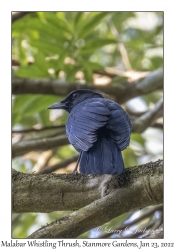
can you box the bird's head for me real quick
[47,89,103,113]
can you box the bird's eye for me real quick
[72,93,78,98]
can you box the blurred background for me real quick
[12,11,163,238]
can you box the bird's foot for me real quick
[73,169,78,175]
[99,175,114,197]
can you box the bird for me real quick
[47,89,132,175]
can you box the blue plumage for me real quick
[47,89,131,175]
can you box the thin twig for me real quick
[152,122,163,129]
[132,98,163,133]
[32,150,54,173]
[12,125,65,133]
[12,134,69,158]
[93,70,118,78]
[38,155,78,174]
[108,18,132,71]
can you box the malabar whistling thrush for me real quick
[47,89,131,175]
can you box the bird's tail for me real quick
[80,136,124,175]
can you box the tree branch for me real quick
[152,122,163,129]
[32,150,54,173]
[132,98,163,133]
[13,160,163,214]
[98,204,163,238]
[12,68,163,104]
[12,134,69,158]
[23,160,163,238]
[12,125,65,133]
[12,12,32,23]
[93,70,118,78]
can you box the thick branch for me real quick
[12,12,31,23]
[12,68,163,104]
[13,160,163,214]
[25,160,163,238]
[132,98,163,133]
[12,134,68,158]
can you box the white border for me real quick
[0,0,174,245]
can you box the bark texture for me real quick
[12,160,163,214]
[26,160,163,238]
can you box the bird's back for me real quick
[66,98,131,174]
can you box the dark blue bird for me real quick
[47,89,131,175]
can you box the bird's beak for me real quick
[47,102,67,110]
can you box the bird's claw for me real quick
[73,170,78,175]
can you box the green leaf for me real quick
[38,110,52,126]
[12,95,59,126]
[142,91,163,105]
[131,133,145,145]
[42,12,73,34]
[80,38,116,54]
[13,95,33,113]
[20,95,58,117]
[12,115,38,128]
[149,56,163,70]
[25,18,69,41]
[87,62,103,71]
[58,145,77,159]
[78,12,110,38]
[15,65,49,78]
[74,12,84,28]
[29,39,64,55]
[34,53,50,72]
[123,147,138,167]
[63,65,81,81]
[111,12,135,32]
[12,214,37,238]
[12,112,21,127]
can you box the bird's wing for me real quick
[105,100,132,150]
[66,100,110,151]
